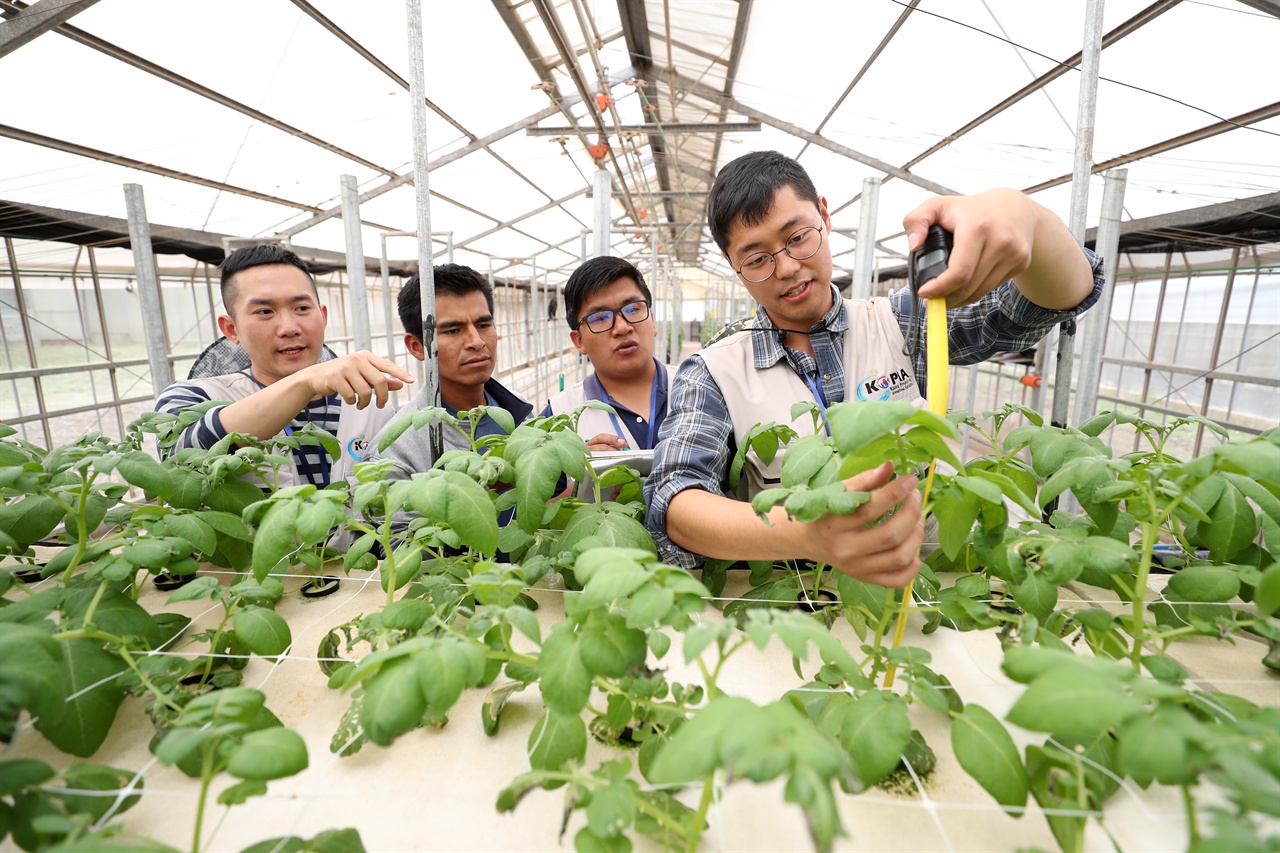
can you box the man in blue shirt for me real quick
[544,256,670,452]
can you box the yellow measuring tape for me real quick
[883,297,948,688]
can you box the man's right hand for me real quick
[297,351,412,409]
[664,461,925,589]
[802,461,924,588]
[585,432,630,453]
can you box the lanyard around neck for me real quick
[801,371,831,436]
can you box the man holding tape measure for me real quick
[645,150,1103,587]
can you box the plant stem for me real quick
[685,772,717,853]
[79,580,109,627]
[1182,784,1199,846]
[1129,520,1158,673]
[867,587,897,676]
[192,749,214,853]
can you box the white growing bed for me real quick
[2,558,1275,853]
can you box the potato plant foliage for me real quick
[0,400,1276,853]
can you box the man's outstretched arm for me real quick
[904,188,1095,311]
[217,351,411,441]
[665,462,924,589]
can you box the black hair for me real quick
[218,244,315,315]
[706,150,821,254]
[562,256,652,329]
[398,263,494,343]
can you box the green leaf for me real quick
[840,690,911,788]
[33,639,127,757]
[527,709,587,773]
[560,509,656,556]
[382,599,431,632]
[417,639,484,712]
[232,607,292,657]
[1007,667,1142,740]
[218,779,269,806]
[1010,573,1057,621]
[576,556,650,609]
[1168,565,1241,603]
[360,657,426,746]
[538,622,591,716]
[163,514,218,557]
[932,489,980,560]
[0,496,65,548]
[64,586,159,643]
[648,697,760,784]
[952,705,1028,808]
[227,728,308,781]
[116,450,174,499]
[53,763,144,820]
[1214,438,1280,487]
[295,500,342,546]
[411,471,499,556]
[1255,563,1280,617]
[251,502,299,583]
[578,613,647,679]
[0,758,55,796]
[1199,480,1260,561]
[162,577,220,607]
[200,510,253,541]
[1116,716,1189,786]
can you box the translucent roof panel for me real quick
[0,0,1274,283]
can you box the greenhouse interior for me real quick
[1,0,1278,851]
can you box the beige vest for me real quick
[547,362,672,446]
[192,372,394,490]
[699,297,924,500]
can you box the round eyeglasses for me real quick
[732,225,825,283]
[577,299,650,334]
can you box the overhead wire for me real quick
[886,0,1280,138]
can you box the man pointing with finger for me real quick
[645,150,1103,587]
[154,244,412,489]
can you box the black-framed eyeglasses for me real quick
[576,299,651,334]
[731,225,824,283]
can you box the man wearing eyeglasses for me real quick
[645,150,1103,588]
[544,256,671,452]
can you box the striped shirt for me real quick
[644,250,1105,567]
[154,372,340,487]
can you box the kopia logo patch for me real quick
[347,437,371,460]
[857,370,914,402]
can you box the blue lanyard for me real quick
[606,375,661,450]
[802,372,831,436]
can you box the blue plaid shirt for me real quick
[644,249,1105,567]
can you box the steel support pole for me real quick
[406,0,439,453]
[1195,247,1241,456]
[1046,0,1104,428]
[593,168,613,258]
[340,175,373,352]
[667,258,679,365]
[852,177,881,301]
[88,248,126,439]
[123,183,173,395]
[3,237,51,448]
[1074,169,1127,427]
[533,258,543,404]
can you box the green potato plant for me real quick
[2,399,1277,853]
